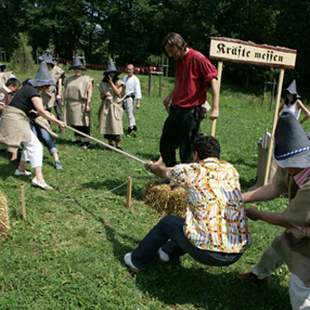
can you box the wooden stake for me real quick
[264,68,285,184]
[126,176,132,209]
[211,61,223,137]
[20,185,26,220]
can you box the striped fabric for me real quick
[169,158,251,253]
[294,167,310,188]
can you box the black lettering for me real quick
[217,43,226,54]
[255,52,261,58]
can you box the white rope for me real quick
[65,125,147,165]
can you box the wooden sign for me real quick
[210,37,297,69]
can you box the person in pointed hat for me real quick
[240,113,310,309]
[32,54,65,169]
[63,56,93,149]
[39,53,65,118]
[98,59,125,149]
[279,80,310,123]
[0,61,65,190]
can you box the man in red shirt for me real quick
[159,33,219,167]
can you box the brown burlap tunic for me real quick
[0,105,31,149]
[98,80,124,135]
[271,168,310,286]
[41,65,64,109]
[64,75,93,126]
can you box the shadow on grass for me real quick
[134,264,289,309]
[102,220,290,310]
[102,220,138,265]
[239,177,257,191]
[0,163,16,180]
[56,136,113,151]
[135,151,159,161]
[81,179,144,200]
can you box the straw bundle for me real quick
[0,191,10,238]
[144,180,187,216]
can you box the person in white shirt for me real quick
[122,64,142,136]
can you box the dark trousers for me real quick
[160,106,201,167]
[131,215,242,270]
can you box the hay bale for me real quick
[144,180,187,216]
[0,191,10,238]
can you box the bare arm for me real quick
[297,100,310,123]
[246,207,292,228]
[145,162,172,179]
[108,77,123,97]
[163,92,173,111]
[209,78,219,120]
[32,96,65,128]
[242,182,282,203]
[85,82,93,112]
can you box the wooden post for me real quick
[211,61,223,137]
[159,72,162,98]
[20,185,26,220]
[263,69,285,184]
[148,73,152,96]
[126,176,132,209]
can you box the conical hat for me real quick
[31,62,54,87]
[285,80,301,99]
[274,113,310,168]
[38,53,54,65]
[70,57,86,70]
[105,59,118,73]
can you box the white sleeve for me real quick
[134,76,142,99]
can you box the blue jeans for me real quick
[131,215,242,270]
[31,123,57,155]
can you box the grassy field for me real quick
[0,66,308,309]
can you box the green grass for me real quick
[1,66,308,309]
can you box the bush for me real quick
[10,33,35,73]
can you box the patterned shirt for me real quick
[168,158,251,253]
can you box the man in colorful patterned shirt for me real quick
[124,135,251,272]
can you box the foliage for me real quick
[9,33,35,73]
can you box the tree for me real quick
[10,33,35,73]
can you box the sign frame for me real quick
[209,37,297,184]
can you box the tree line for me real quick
[1,0,309,91]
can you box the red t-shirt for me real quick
[172,48,217,108]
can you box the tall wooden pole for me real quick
[20,185,26,220]
[126,176,132,209]
[264,69,285,184]
[211,61,223,137]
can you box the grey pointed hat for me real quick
[105,59,119,73]
[38,53,54,65]
[274,112,310,168]
[70,56,86,70]
[285,80,301,99]
[31,61,55,87]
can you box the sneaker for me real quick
[55,160,63,170]
[124,252,140,273]
[126,127,133,135]
[32,177,54,190]
[14,169,32,176]
[158,248,170,262]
